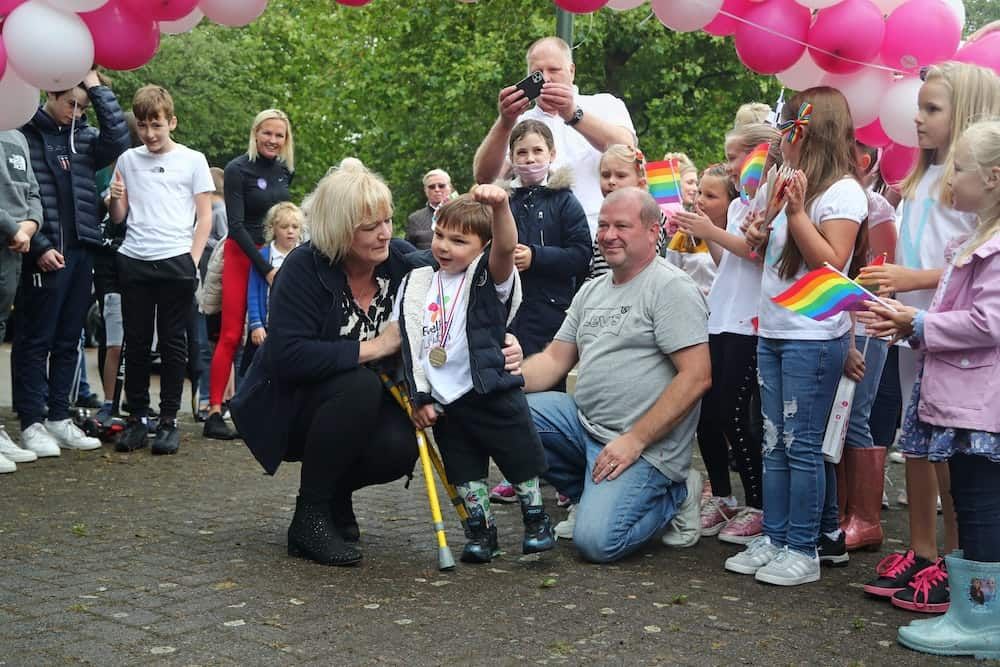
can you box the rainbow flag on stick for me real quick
[739,142,769,204]
[646,159,682,205]
[772,263,883,321]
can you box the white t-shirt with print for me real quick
[707,196,763,336]
[894,164,978,312]
[117,144,214,261]
[758,177,868,340]
[518,88,636,237]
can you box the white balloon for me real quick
[650,0,723,32]
[872,0,905,13]
[821,68,893,127]
[795,0,841,8]
[41,0,108,10]
[606,0,645,9]
[4,1,93,91]
[777,51,826,91]
[878,75,922,147]
[161,8,204,34]
[199,0,268,27]
[0,68,40,131]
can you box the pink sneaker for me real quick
[489,481,518,504]
[700,497,741,536]
[701,478,713,502]
[717,507,763,545]
[556,493,572,508]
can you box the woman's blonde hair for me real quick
[900,62,1000,203]
[247,109,295,172]
[306,158,393,263]
[956,120,1000,264]
[726,122,783,171]
[734,102,772,128]
[263,201,305,243]
[778,86,861,279]
[600,144,646,181]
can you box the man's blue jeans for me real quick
[758,335,848,556]
[528,391,687,564]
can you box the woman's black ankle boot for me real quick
[330,492,360,544]
[287,496,362,566]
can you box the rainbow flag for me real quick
[646,159,682,205]
[772,265,873,321]
[739,142,769,204]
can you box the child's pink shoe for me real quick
[489,481,518,504]
[717,507,763,545]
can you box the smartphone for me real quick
[513,70,544,102]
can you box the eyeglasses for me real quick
[426,183,449,190]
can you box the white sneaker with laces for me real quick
[44,419,101,451]
[21,423,60,458]
[554,504,576,540]
[0,426,37,463]
[0,452,15,473]
[724,535,782,575]
[754,547,821,586]
[888,450,905,464]
[661,468,702,548]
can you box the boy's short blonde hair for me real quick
[263,202,304,243]
[434,194,493,245]
[209,167,225,195]
[132,85,174,121]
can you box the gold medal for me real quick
[428,346,448,368]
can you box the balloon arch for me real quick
[0,0,998,179]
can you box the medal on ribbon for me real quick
[429,272,465,368]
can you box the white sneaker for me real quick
[724,535,782,575]
[754,547,821,586]
[21,423,60,458]
[0,426,37,463]
[888,450,905,464]
[661,468,702,548]
[0,452,15,473]
[44,419,101,451]
[554,504,577,540]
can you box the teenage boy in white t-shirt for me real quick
[108,85,213,455]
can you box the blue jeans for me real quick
[821,336,889,533]
[758,335,848,556]
[528,391,687,564]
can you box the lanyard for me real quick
[436,271,466,349]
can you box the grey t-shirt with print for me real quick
[554,256,709,482]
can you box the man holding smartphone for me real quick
[473,37,636,238]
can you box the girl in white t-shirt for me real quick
[724,88,867,587]
[672,123,781,546]
[856,62,1000,613]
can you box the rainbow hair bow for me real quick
[778,103,812,145]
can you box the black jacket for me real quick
[503,167,590,355]
[232,239,423,474]
[20,86,129,265]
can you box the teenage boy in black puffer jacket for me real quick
[13,69,130,458]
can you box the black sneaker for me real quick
[202,412,236,440]
[115,417,149,452]
[521,506,556,555]
[863,549,933,598]
[75,394,102,409]
[890,557,950,613]
[152,420,180,455]
[818,531,849,567]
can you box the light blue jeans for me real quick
[528,391,687,564]
[820,336,890,534]
[758,335,848,556]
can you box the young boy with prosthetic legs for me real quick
[395,186,555,563]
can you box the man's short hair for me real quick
[132,85,175,121]
[435,193,493,245]
[603,187,661,229]
[422,168,451,187]
[526,36,573,71]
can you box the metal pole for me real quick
[555,7,574,44]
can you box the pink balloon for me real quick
[553,0,608,11]
[121,0,198,21]
[652,0,723,32]
[703,0,753,37]
[335,0,371,4]
[807,0,885,74]
[879,142,918,186]
[954,32,1000,77]
[880,0,960,72]
[855,119,892,147]
[0,0,24,12]
[200,0,268,25]
[80,1,159,71]
[734,0,811,75]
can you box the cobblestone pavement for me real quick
[0,349,980,666]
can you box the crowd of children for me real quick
[3,54,1000,658]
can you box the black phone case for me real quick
[515,71,544,102]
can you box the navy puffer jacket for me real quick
[20,86,130,264]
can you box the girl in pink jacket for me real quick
[867,119,1000,660]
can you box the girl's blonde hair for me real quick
[734,102,772,128]
[662,151,698,176]
[306,158,393,263]
[701,163,738,202]
[247,109,295,172]
[956,119,1000,264]
[778,86,861,279]
[600,144,646,180]
[726,122,783,171]
[900,62,1000,203]
[263,202,304,243]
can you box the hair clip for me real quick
[778,102,812,145]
